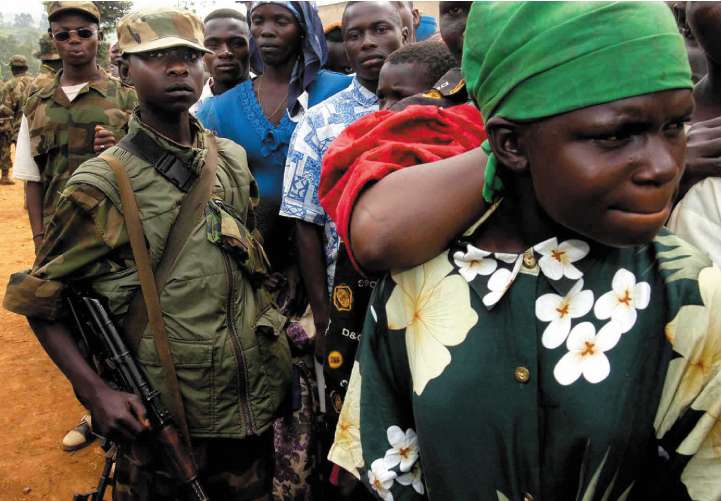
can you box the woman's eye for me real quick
[593,131,631,144]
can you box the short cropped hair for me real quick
[343,1,403,30]
[204,8,247,24]
[386,41,456,86]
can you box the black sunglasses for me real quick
[52,28,97,42]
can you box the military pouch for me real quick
[205,198,270,285]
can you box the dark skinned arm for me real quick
[25,181,44,253]
[295,221,330,361]
[28,317,150,441]
[349,147,488,272]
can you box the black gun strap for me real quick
[119,130,198,192]
[99,134,219,447]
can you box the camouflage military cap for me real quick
[117,8,211,55]
[36,34,61,61]
[9,55,28,68]
[46,1,101,23]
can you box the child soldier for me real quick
[4,7,291,500]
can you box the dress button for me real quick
[522,250,536,268]
[514,366,530,383]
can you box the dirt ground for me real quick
[0,178,107,500]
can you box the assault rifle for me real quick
[66,293,209,501]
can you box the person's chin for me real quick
[594,208,671,247]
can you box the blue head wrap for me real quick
[249,1,328,117]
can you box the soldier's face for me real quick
[49,13,99,67]
[124,47,205,114]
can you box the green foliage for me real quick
[0,28,42,80]
[93,1,132,69]
[13,13,34,28]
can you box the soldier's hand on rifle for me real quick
[94,125,117,154]
[89,385,151,441]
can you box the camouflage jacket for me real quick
[4,114,291,438]
[2,73,34,139]
[23,68,137,229]
[28,64,58,96]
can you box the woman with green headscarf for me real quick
[328,2,720,500]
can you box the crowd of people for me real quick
[0,0,719,500]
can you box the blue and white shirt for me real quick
[280,77,379,292]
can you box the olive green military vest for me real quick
[66,119,291,439]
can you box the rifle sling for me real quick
[100,134,219,447]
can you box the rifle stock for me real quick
[66,294,209,501]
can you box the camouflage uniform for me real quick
[31,64,60,94]
[0,55,30,182]
[4,8,291,500]
[30,34,62,95]
[3,57,34,139]
[23,68,137,228]
[0,83,12,181]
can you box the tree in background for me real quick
[93,1,133,68]
[13,13,34,28]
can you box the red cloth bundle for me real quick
[319,102,486,270]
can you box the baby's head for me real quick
[377,41,456,109]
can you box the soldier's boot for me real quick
[62,414,95,452]
[0,169,14,185]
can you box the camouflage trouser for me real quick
[113,432,274,501]
[0,135,11,174]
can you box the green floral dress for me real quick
[328,221,720,501]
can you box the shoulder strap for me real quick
[99,134,219,445]
[121,135,219,354]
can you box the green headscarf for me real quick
[461,1,693,203]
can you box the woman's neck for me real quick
[138,105,193,147]
[60,59,101,86]
[261,56,296,84]
[471,179,567,253]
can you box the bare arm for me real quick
[350,147,488,271]
[28,317,150,440]
[25,181,44,253]
[295,221,330,361]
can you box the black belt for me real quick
[119,130,197,192]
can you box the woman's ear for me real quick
[485,116,530,175]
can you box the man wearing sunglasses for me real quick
[11,0,137,454]
[14,1,136,252]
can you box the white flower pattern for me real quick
[482,256,523,308]
[384,426,419,473]
[594,268,651,333]
[534,237,590,280]
[535,279,594,349]
[397,462,425,495]
[453,244,498,282]
[553,322,622,385]
[368,458,397,501]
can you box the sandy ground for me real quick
[0,178,106,500]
